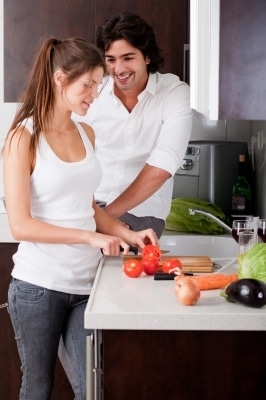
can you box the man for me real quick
[74,12,193,238]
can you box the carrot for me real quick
[191,274,238,291]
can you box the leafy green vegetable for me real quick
[165,197,227,234]
[238,243,266,283]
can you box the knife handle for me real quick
[154,272,194,280]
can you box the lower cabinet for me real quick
[102,329,266,400]
[0,243,73,400]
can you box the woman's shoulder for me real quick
[6,120,32,145]
[74,121,95,148]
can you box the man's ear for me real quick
[54,69,66,87]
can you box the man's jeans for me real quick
[8,278,91,400]
[120,212,165,238]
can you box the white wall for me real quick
[0,0,255,214]
[0,0,17,212]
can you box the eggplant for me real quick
[221,278,266,308]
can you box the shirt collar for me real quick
[144,73,157,96]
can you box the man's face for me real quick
[104,39,149,93]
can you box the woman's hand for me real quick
[88,232,129,256]
[93,201,159,254]
[122,228,160,251]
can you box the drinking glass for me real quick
[232,220,254,244]
[258,219,266,243]
[238,231,258,256]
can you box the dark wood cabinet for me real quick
[4,0,95,102]
[0,243,73,400]
[102,329,266,400]
[219,0,266,119]
[94,0,189,82]
[4,0,189,102]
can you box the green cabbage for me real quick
[238,243,266,282]
[165,197,228,235]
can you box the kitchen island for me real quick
[85,253,266,400]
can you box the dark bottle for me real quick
[231,154,251,215]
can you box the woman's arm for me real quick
[3,128,158,255]
[93,200,159,250]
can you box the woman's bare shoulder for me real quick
[4,125,32,156]
[78,121,95,148]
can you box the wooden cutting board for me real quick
[123,255,214,273]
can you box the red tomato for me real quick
[140,258,159,275]
[161,258,182,273]
[141,244,161,260]
[122,259,143,278]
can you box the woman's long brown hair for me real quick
[4,37,106,162]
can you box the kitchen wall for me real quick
[0,0,262,214]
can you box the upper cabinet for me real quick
[190,0,266,120]
[95,0,190,83]
[4,0,189,102]
[4,0,96,102]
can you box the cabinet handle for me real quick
[183,44,190,83]
[86,334,94,400]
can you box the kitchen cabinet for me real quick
[0,243,73,400]
[4,0,189,102]
[94,0,189,83]
[4,0,95,102]
[190,0,266,120]
[102,330,266,400]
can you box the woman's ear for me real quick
[54,69,65,87]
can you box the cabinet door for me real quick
[0,244,20,400]
[4,0,95,102]
[190,0,266,120]
[95,0,189,80]
[0,243,73,400]
[102,329,266,400]
[219,0,266,119]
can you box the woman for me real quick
[3,37,158,400]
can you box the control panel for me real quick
[176,144,201,176]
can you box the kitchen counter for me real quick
[2,211,265,332]
[84,235,266,400]
[85,255,266,331]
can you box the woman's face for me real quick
[56,66,104,116]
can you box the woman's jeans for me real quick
[8,278,91,400]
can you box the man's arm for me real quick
[104,164,171,219]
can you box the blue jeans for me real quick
[8,278,91,400]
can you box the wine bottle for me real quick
[231,154,251,215]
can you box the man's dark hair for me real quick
[96,12,164,73]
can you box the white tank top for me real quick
[12,119,102,294]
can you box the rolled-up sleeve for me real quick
[147,81,193,176]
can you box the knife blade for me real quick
[122,249,170,257]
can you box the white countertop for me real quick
[2,212,265,331]
[84,255,266,331]
[0,213,17,242]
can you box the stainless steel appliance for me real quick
[173,140,249,217]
